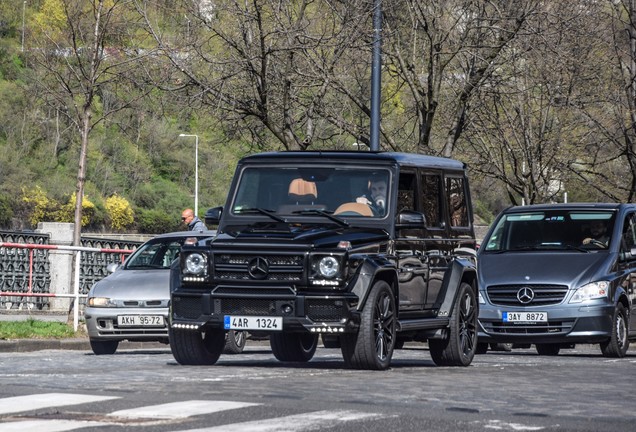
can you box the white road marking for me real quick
[0,419,110,432]
[484,419,545,430]
[0,393,119,415]
[174,409,385,432]
[108,400,260,419]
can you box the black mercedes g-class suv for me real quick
[169,151,479,370]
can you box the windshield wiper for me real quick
[293,209,349,227]
[235,207,287,223]
[563,244,590,253]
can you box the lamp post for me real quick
[178,133,199,215]
[21,1,26,52]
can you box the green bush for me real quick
[136,208,182,234]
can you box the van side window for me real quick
[446,177,468,227]
[421,173,441,227]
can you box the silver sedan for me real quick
[85,231,246,355]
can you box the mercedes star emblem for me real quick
[248,257,269,280]
[517,287,535,304]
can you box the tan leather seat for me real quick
[288,178,317,204]
[333,202,373,216]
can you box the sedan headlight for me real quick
[87,297,116,307]
[569,281,610,303]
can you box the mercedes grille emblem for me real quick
[248,257,269,280]
[517,287,535,304]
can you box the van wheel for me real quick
[169,327,225,365]
[600,303,629,358]
[429,282,477,366]
[341,280,396,370]
[270,333,318,362]
[535,343,560,356]
[90,339,118,355]
[223,330,247,354]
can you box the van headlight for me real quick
[569,281,610,303]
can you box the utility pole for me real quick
[369,0,382,151]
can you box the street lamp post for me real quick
[178,133,199,215]
[21,1,26,52]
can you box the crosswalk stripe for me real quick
[0,393,119,415]
[0,419,110,432]
[108,400,260,419]
[174,409,384,432]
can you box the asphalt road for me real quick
[0,342,634,432]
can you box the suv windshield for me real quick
[231,166,391,218]
[483,210,615,252]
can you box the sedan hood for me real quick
[89,269,169,300]
[478,252,612,288]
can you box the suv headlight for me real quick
[88,297,116,307]
[183,252,207,275]
[309,254,344,286]
[569,281,610,303]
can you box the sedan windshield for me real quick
[231,166,391,218]
[125,240,183,269]
[483,210,615,252]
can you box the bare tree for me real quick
[137,0,372,151]
[29,0,155,245]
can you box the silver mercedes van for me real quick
[477,203,636,357]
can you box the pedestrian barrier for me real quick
[0,242,135,330]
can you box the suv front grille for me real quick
[213,254,304,282]
[306,299,347,322]
[486,284,568,306]
[172,296,203,319]
[220,298,277,315]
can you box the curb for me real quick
[0,338,170,353]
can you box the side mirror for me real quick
[396,210,427,229]
[205,206,223,226]
[106,263,121,273]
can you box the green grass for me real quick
[0,319,82,339]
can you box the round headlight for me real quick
[318,256,339,278]
[185,253,206,275]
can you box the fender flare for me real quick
[348,254,398,311]
[436,257,477,319]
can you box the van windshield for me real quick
[483,211,615,252]
[230,166,391,218]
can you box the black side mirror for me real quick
[396,210,427,229]
[205,206,223,226]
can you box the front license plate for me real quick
[224,315,282,331]
[503,311,548,323]
[117,315,164,327]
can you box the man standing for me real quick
[181,208,207,231]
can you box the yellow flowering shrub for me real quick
[56,193,95,227]
[105,194,134,231]
[21,186,53,226]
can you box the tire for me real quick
[535,343,560,356]
[475,343,489,354]
[90,339,118,355]
[169,326,225,365]
[340,280,396,370]
[428,282,477,366]
[600,303,630,358]
[270,333,318,362]
[223,330,247,354]
[321,334,341,348]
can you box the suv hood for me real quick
[478,252,612,288]
[216,224,389,249]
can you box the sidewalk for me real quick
[0,312,169,353]
[0,338,169,353]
